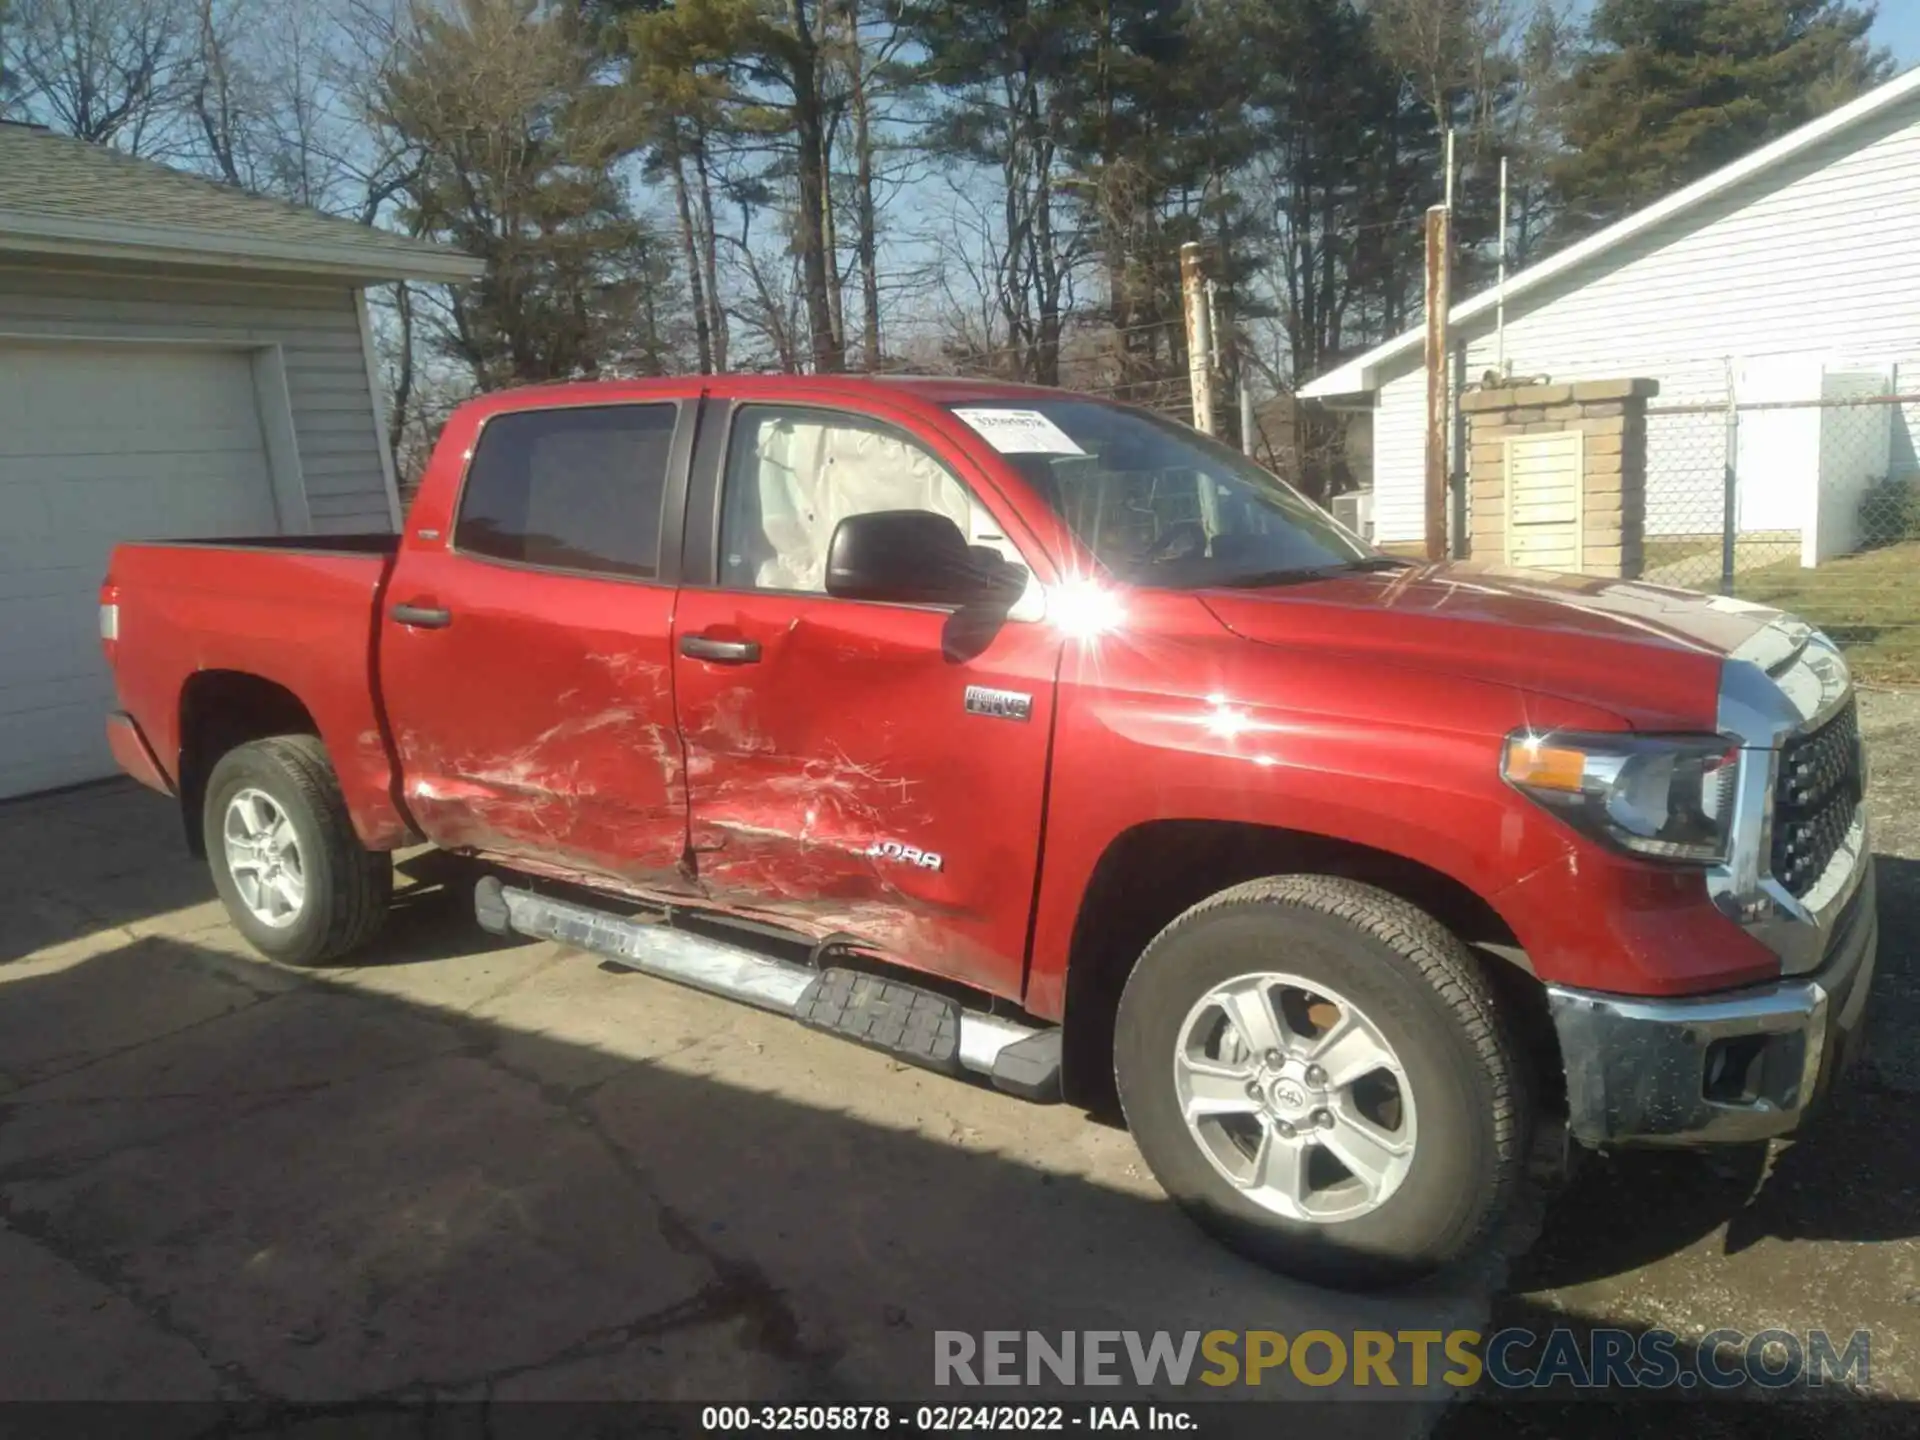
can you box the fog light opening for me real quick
[1704,1035,1769,1106]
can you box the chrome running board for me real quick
[475,878,1062,1100]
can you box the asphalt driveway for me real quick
[0,776,1476,1436]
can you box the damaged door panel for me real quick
[673,400,1059,1000]
[673,592,1058,998]
[379,400,697,891]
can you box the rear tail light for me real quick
[99,581,120,658]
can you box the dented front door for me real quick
[671,400,1059,1000]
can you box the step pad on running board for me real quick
[795,968,963,1075]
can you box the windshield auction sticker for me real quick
[952,407,1087,456]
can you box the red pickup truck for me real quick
[100,375,1876,1289]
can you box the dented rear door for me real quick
[670,397,1060,1001]
[378,398,697,891]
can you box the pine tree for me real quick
[1550,0,1891,238]
[375,0,682,387]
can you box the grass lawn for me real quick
[1643,532,1800,588]
[1729,540,1920,685]
[1644,537,1714,570]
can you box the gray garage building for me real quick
[0,120,481,799]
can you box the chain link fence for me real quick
[1644,391,1920,684]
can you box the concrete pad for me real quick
[0,789,1480,1432]
[486,1319,820,1402]
[12,762,1920,1438]
[0,934,288,1088]
[0,1222,220,1402]
[4,1042,716,1400]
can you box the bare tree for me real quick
[242,0,361,208]
[185,0,240,178]
[721,185,804,372]
[1366,0,1557,279]
[825,0,920,371]
[1369,0,1515,138]
[1,0,189,153]
[901,0,1087,385]
[1503,2,1570,267]
[387,278,416,453]
[783,0,841,372]
[923,173,1022,369]
[624,0,735,371]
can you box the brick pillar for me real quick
[1461,378,1657,579]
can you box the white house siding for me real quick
[1369,367,1428,545]
[0,261,394,532]
[1369,94,1920,546]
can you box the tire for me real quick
[203,735,392,966]
[1114,876,1527,1290]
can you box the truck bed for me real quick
[104,536,413,850]
[125,533,402,556]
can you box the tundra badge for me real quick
[868,840,943,872]
[965,685,1032,722]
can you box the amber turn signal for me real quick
[1502,741,1588,793]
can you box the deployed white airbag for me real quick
[730,416,1006,591]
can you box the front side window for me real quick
[719,405,1019,593]
[948,398,1382,589]
[455,404,676,578]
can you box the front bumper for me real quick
[1547,863,1877,1147]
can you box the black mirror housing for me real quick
[826,510,1023,607]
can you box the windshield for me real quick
[947,398,1383,589]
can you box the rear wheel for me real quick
[204,736,391,966]
[1114,876,1527,1290]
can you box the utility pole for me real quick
[1424,128,1456,563]
[1206,279,1222,371]
[1181,242,1215,436]
[1496,156,1510,381]
[1423,203,1451,563]
[1206,265,1258,457]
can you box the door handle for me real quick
[390,603,453,629]
[679,634,761,664]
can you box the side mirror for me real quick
[825,510,1027,608]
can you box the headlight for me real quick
[1502,731,1740,864]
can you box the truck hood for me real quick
[1196,562,1784,729]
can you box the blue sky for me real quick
[1875,3,1920,67]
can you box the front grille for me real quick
[1771,698,1862,898]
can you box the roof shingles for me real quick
[0,123,479,283]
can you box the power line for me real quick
[869,314,1209,381]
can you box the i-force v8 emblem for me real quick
[964,685,1032,722]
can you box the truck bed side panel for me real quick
[108,542,412,849]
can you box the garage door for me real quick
[0,344,280,798]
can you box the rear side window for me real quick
[454,404,676,578]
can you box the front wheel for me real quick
[1114,876,1528,1290]
[204,736,391,966]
